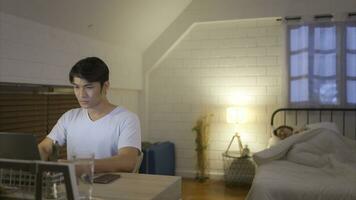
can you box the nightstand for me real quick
[222,151,256,186]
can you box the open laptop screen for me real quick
[0,132,41,160]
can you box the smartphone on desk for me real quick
[94,174,121,184]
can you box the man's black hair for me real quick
[69,57,109,86]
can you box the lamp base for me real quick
[225,132,244,155]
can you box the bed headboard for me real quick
[271,108,356,139]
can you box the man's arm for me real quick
[38,137,54,161]
[94,147,140,173]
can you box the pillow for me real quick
[267,134,281,148]
[267,125,282,148]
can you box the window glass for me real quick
[313,53,336,76]
[313,79,338,104]
[291,79,308,102]
[290,26,308,51]
[314,26,336,50]
[347,26,356,50]
[347,53,356,77]
[347,80,356,104]
[290,52,308,76]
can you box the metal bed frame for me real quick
[271,108,356,139]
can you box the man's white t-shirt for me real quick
[47,107,141,160]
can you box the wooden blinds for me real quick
[0,83,79,157]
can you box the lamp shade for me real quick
[226,107,246,124]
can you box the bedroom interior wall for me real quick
[0,12,142,116]
[144,0,356,74]
[143,0,356,178]
[148,18,284,178]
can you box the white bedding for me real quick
[246,122,356,200]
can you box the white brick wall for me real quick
[107,89,140,115]
[148,18,285,178]
[0,12,141,115]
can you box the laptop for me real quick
[0,132,41,160]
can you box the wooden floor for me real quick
[182,178,250,200]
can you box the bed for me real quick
[246,108,356,200]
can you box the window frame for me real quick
[287,21,356,107]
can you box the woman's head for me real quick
[273,125,294,140]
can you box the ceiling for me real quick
[0,0,192,52]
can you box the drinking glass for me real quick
[72,153,94,200]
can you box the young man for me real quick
[38,57,141,173]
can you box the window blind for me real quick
[0,83,79,158]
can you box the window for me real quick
[288,21,356,107]
[346,25,356,104]
[0,82,79,158]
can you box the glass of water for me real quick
[72,153,94,200]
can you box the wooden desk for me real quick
[93,173,181,200]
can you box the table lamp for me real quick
[226,107,248,156]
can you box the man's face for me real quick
[72,77,107,109]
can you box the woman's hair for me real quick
[69,57,109,86]
[273,125,294,139]
[273,125,293,135]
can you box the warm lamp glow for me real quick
[226,107,247,124]
[227,94,253,105]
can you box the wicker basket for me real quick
[222,151,255,186]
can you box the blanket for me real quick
[254,122,356,181]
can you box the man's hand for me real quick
[38,138,55,161]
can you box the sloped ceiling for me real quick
[0,0,192,52]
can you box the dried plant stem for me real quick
[192,114,213,182]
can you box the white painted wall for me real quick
[108,88,140,115]
[0,12,142,115]
[148,18,285,178]
[144,0,356,73]
[0,0,192,52]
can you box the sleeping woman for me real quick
[273,125,308,140]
